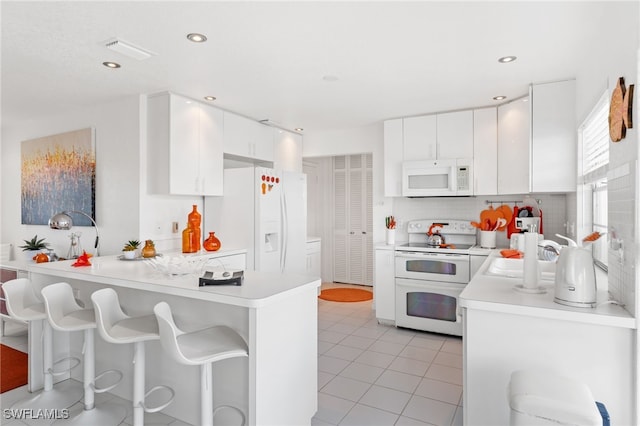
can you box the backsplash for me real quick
[391,194,568,248]
[607,160,636,316]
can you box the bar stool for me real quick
[153,301,248,426]
[91,288,174,426]
[41,282,126,425]
[3,278,83,411]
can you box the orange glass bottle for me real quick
[182,223,196,253]
[203,232,221,251]
[188,205,201,251]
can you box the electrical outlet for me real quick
[172,222,179,233]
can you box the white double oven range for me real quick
[394,219,479,337]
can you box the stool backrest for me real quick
[3,278,44,320]
[91,288,129,343]
[153,302,189,365]
[41,282,84,331]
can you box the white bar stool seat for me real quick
[41,282,126,425]
[91,288,174,426]
[153,301,248,426]
[3,278,83,411]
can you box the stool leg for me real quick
[201,362,213,426]
[83,328,95,410]
[133,341,145,426]
[43,320,53,391]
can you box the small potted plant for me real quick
[122,240,141,260]
[19,235,50,262]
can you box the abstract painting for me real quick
[21,128,95,225]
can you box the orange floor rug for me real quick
[1,344,28,393]
[318,287,373,302]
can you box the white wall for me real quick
[1,96,141,257]
[0,95,204,258]
[573,1,639,314]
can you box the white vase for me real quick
[386,229,396,245]
[22,250,40,263]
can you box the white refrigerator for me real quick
[204,167,307,274]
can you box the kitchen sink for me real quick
[485,257,556,280]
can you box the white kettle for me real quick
[553,235,596,308]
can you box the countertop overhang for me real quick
[20,249,320,309]
[460,250,635,329]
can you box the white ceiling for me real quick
[0,1,626,132]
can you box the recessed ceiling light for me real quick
[203,96,216,101]
[498,56,517,63]
[102,61,121,69]
[493,95,507,101]
[294,128,304,132]
[187,33,207,43]
[322,75,339,82]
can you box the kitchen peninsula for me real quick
[460,252,635,425]
[21,251,320,425]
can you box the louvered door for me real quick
[333,154,373,285]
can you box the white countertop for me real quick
[307,236,321,243]
[460,250,635,329]
[23,249,320,308]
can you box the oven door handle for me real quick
[395,252,468,260]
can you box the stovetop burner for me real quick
[397,219,478,254]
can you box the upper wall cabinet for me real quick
[403,115,437,160]
[531,80,576,192]
[473,107,498,195]
[273,129,303,173]
[223,112,274,162]
[403,111,473,160]
[497,96,530,195]
[383,119,404,197]
[437,111,474,159]
[147,93,223,196]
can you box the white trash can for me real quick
[508,370,604,426]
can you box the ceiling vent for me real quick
[104,38,155,61]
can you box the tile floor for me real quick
[313,285,463,426]
[1,285,463,426]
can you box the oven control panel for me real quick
[407,219,476,235]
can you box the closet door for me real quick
[333,154,373,285]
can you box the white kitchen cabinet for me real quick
[531,80,576,192]
[403,111,473,161]
[306,239,321,278]
[147,92,223,196]
[497,96,530,195]
[383,119,404,197]
[403,114,437,160]
[223,111,274,162]
[273,129,303,173]
[473,107,498,195]
[374,246,395,324]
[437,110,473,159]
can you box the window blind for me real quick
[580,92,610,182]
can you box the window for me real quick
[578,91,609,271]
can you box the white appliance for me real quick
[554,244,597,308]
[394,219,477,336]
[402,159,473,197]
[204,167,307,274]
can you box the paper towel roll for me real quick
[523,232,539,289]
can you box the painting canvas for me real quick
[21,128,95,225]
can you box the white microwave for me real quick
[402,159,473,197]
